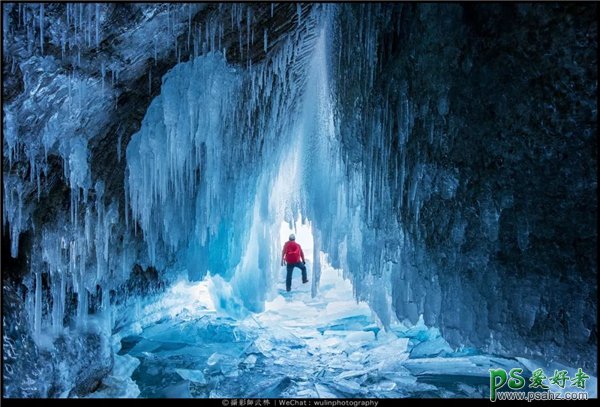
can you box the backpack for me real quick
[286,242,301,263]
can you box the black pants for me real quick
[286,262,307,291]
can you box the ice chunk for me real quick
[207,275,247,319]
[247,376,292,398]
[316,314,372,335]
[162,381,191,398]
[206,352,239,377]
[254,337,274,355]
[409,336,453,358]
[336,369,370,382]
[328,377,365,396]
[242,354,257,369]
[403,355,519,377]
[206,352,224,366]
[373,380,397,391]
[175,368,207,384]
[314,383,340,398]
[370,334,410,351]
[112,354,140,379]
[88,375,141,399]
[89,354,141,398]
[345,331,376,344]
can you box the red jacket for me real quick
[282,241,305,264]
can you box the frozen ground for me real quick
[88,256,596,399]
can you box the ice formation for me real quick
[2,2,596,398]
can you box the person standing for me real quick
[281,234,308,292]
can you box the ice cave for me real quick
[1,3,597,399]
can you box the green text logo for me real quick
[489,367,590,402]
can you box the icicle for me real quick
[26,12,32,54]
[187,4,192,50]
[101,284,111,333]
[211,21,216,52]
[148,70,152,95]
[29,154,35,183]
[125,175,129,229]
[117,127,122,162]
[205,20,209,52]
[120,247,130,284]
[95,4,100,47]
[101,62,105,93]
[60,30,66,60]
[34,271,42,338]
[39,4,44,54]
[167,3,171,35]
[246,7,251,53]
[2,8,9,46]
[78,70,82,110]
[154,37,157,65]
[264,29,268,53]
[219,22,223,51]
[86,3,90,48]
[67,71,72,116]
[52,272,65,336]
[96,205,103,282]
[89,3,93,48]
[84,207,92,253]
[70,240,76,289]
[36,169,41,201]
[79,3,83,36]
[77,285,88,329]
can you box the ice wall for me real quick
[323,3,597,370]
[125,7,322,314]
[2,3,321,396]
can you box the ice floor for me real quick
[87,257,599,399]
